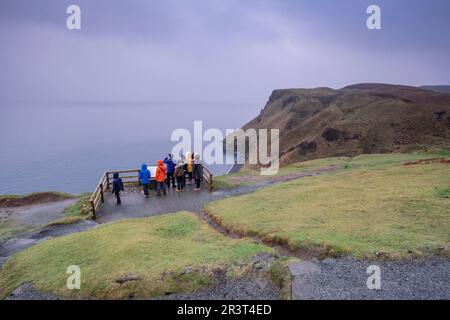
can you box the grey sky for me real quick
[1,0,449,105]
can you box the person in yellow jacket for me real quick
[186,152,194,185]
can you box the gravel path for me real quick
[7,283,60,300]
[292,257,450,300]
[160,276,280,300]
[5,276,281,301]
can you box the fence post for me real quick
[90,200,96,220]
[100,183,104,203]
[209,173,213,191]
[106,172,110,190]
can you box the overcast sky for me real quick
[1,0,449,104]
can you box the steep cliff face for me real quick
[241,83,450,165]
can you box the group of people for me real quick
[111,153,203,205]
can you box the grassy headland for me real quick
[0,212,272,299]
[206,152,450,259]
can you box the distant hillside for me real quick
[421,85,450,94]
[238,83,450,165]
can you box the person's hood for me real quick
[141,164,147,171]
[113,172,119,179]
[194,154,203,164]
[158,160,164,167]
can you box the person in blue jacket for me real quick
[111,172,124,205]
[138,163,151,198]
[164,154,176,189]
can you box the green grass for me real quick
[437,187,450,199]
[205,153,450,259]
[213,150,450,190]
[0,212,272,299]
[0,220,34,242]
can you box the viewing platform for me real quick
[89,165,213,219]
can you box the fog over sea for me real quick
[0,101,259,195]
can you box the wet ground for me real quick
[96,186,228,223]
[0,199,78,226]
[96,166,338,224]
[0,198,98,259]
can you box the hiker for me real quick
[138,163,151,198]
[186,152,194,185]
[174,160,185,193]
[180,154,187,188]
[111,172,124,205]
[193,153,203,191]
[155,159,167,196]
[164,154,176,189]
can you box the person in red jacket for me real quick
[155,159,167,196]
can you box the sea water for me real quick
[0,101,258,195]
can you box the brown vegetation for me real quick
[241,83,450,166]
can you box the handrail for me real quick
[89,164,213,219]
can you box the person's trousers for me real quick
[176,177,184,191]
[182,173,186,188]
[142,183,149,196]
[166,172,175,188]
[114,191,121,204]
[195,179,201,189]
[157,181,167,195]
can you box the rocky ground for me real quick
[290,257,450,300]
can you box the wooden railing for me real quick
[89,172,108,220]
[202,166,213,191]
[89,164,213,219]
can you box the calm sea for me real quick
[0,101,259,195]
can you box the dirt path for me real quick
[0,198,97,261]
[1,199,78,226]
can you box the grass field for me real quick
[212,149,450,190]
[206,152,450,259]
[0,212,272,299]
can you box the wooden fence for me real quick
[89,165,213,219]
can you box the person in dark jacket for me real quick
[180,154,187,188]
[111,172,124,205]
[193,154,203,191]
[164,154,176,189]
[138,163,151,198]
[174,160,185,193]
